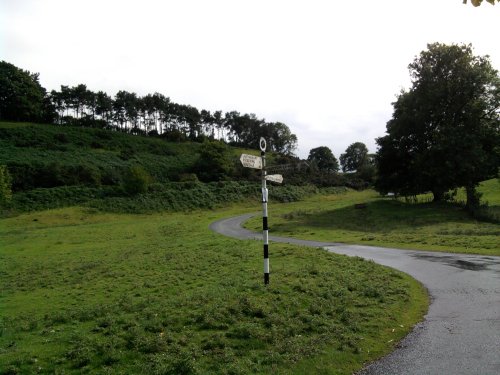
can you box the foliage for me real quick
[0,164,13,205]
[0,206,427,374]
[340,142,376,185]
[463,0,499,6]
[307,146,339,172]
[9,185,119,212]
[222,112,298,155]
[340,142,369,173]
[356,156,377,184]
[3,180,321,215]
[0,122,341,201]
[2,60,298,154]
[97,182,319,212]
[0,61,55,123]
[193,141,234,182]
[452,179,500,222]
[376,43,500,206]
[0,121,199,191]
[123,165,153,195]
[265,121,298,155]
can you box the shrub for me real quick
[0,165,13,205]
[5,181,325,214]
[11,186,117,212]
[54,132,69,143]
[123,165,153,195]
[179,173,199,183]
[72,164,101,186]
[193,141,234,182]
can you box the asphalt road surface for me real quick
[210,213,500,375]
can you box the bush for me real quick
[193,141,234,182]
[73,164,102,186]
[179,173,199,183]
[0,165,13,205]
[4,180,326,215]
[123,165,153,195]
[90,182,320,214]
[11,186,118,212]
[7,161,102,190]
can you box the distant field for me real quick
[245,180,500,256]
[0,205,427,374]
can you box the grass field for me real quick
[245,180,500,256]
[0,204,427,374]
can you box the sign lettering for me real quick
[240,154,262,169]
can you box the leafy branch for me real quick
[463,0,498,6]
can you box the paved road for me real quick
[210,214,500,375]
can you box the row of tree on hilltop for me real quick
[0,61,297,154]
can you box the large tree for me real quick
[307,146,339,172]
[266,122,298,155]
[0,61,54,122]
[376,43,500,207]
[340,142,369,173]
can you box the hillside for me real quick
[0,122,317,214]
[0,121,202,189]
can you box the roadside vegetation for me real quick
[0,121,365,217]
[245,181,500,256]
[0,205,427,374]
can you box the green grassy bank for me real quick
[0,204,427,374]
[245,180,500,256]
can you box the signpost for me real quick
[239,154,262,169]
[239,138,283,285]
[259,138,270,285]
[265,174,283,184]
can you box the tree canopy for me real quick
[340,142,369,173]
[463,0,499,6]
[307,146,339,172]
[1,61,298,156]
[376,43,500,207]
[48,83,298,154]
[0,61,54,123]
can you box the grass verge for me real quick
[0,204,427,374]
[245,182,500,256]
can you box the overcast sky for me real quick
[1,0,499,158]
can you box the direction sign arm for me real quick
[240,154,262,169]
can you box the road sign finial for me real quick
[259,137,266,152]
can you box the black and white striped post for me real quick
[259,137,269,285]
[239,139,283,286]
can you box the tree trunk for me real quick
[432,190,444,202]
[465,185,481,211]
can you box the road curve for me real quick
[209,214,500,375]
